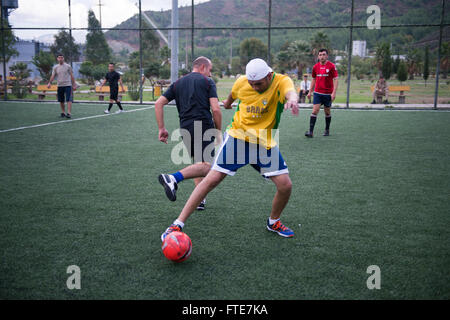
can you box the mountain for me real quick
[105,0,445,60]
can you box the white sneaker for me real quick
[115,109,124,114]
[104,110,110,114]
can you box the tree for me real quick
[10,63,31,99]
[79,61,107,85]
[10,62,31,81]
[32,51,54,82]
[310,32,331,59]
[440,42,450,79]
[239,38,268,69]
[393,52,400,75]
[0,20,18,64]
[85,10,112,65]
[375,42,391,79]
[381,50,392,80]
[423,46,429,86]
[397,61,408,84]
[287,40,311,79]
[405,47,422,80]
[275,50,290,74]
[50,30,80,63]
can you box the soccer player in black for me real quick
[155,56,222,211]
[100,63,125,114]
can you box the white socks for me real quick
[268,218,280,225]
[173,219,185,229]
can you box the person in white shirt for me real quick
[299,74,311,103]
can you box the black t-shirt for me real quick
[105,71,121,88]
[163,72,218,128]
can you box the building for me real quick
[7,40,51,80]
[352,40,367,58]
[7,39,83,80]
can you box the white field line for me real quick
[0,105,156,134]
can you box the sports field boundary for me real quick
[0,105,156,133]
[1,99,450,111]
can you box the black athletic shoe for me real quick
[60,113,66,118]
[323,130,330,136]
[305,131,313,138]
[370,100,377,104]
[383,100,389,104]
[196,199,206,211]
[66,113,72,119]
[158,174,178,201]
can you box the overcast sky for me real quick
[9,0,209,43]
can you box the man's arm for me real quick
[210,97,222,132]
[307,78,316,98]
[155,95,170,144]
[222,93,235,109]
[70,71,77,91]
[47,69,55,88]
[285,90,299,116]
[331,78,338,101]
[119,77,125,91]
[99,78,107,88]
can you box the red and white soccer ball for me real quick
[162,231,192,263]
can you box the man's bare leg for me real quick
[67,101,72,115]
[177,170,227,223]
[60,102,65,114]
[269,174,292,220]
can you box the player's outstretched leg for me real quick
[266,173,294,237]
[158,162,211,202]
[161,170,226,241]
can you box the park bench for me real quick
[34,85,58,100]
[95,86,127,101]
[0,85,12,96]
[371,85,411,104]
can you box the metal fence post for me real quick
[191,0,194,68]
[346,0,354,109]
[434,0,445,110]
[1,0,7,101]
[267,0,272,65]
[139,0,143,104]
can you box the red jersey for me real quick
[311,61,338,95]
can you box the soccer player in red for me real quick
[306,48,338,137]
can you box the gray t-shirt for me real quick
[52,63,73,87]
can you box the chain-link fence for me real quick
[1,0,449,108]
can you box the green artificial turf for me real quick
[0,102,449,299]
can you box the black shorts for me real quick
[313,92,332,108]
[110,86,119,100]
[181,121,216,163]
[57,86,73,103]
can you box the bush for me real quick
[123,70,140,101]
[11,81,28,99]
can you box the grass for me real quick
[0,101,449,299]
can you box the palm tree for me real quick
[440,42,450,79]
[287,40,312,79]
[405,47,422,80]
[310,32,331,58]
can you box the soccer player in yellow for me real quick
[161,58,299,240]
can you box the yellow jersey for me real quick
[226,73,295,149]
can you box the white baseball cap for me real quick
[246,58,273,81]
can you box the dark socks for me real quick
[108,103,113,111]
[171,171,184,183]
[116,101,123,110]
[325,115,331,131]
[310,114,317,132]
